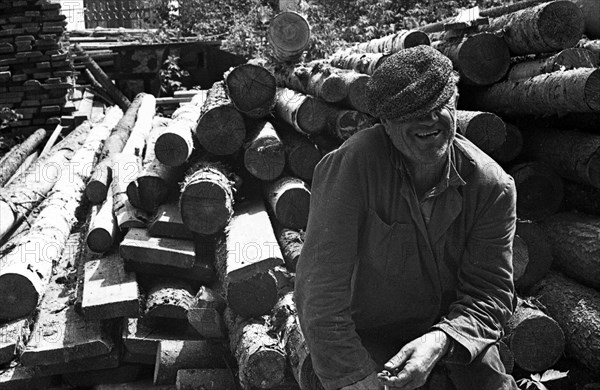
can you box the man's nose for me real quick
[420,110,439,123]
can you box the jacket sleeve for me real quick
[295,147,376,390]
[433,175,517,364]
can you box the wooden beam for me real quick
[119,228,196,269]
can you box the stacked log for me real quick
[514,220,553,292]
[268,11,310,63]
[273,119,322,182]
[456,110,506,153]
[243,119,286,181]
[489,122,523,164]
[508,162,564,221]
[274,62,347,103]
[328,51,387,75]
[352,30,430,53]
[224,63,277,118]
[507,47,598,81]
[0,128,46,186]
[0,1,73,136]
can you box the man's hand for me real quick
[376,330,450,389]
[340,371,384,390]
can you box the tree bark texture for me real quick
[506,298,565,372]
[243,120,286,181]
[224,309,287,389]
[478,1,585,55]
[327,109,378,143]
[490,123,523,164]
[155,91,207,167]
[571,0,600,39]
[353,30,430,53]
[274,119,322,182]
[215,199,285,319]
[514,220,553,292]
[86,189,118,253]
[274,87,331,135]
[85,94,144,204]
[273,220,304,272]
[508,162,564,221]
[522,127,600,189]
[507,48,598,81]
[460,68,600,116]
[268,11,311,63]
[457,110,506,154]
[224,63,277,119]
[179,161,236,235]
[196,81,246,156]
[0,107,122,320]
[0,121,91,242]
[540,212,600,290]
[328,51,388,75]
[431,32,510,86]
[265,176,311,229]
[531,271,600,372]
[0,128,46,186]
[274,62,348,103]
[145,279,196,320]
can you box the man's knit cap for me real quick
[366,45,457,121]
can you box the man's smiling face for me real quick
[381,92,458,167]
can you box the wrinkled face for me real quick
[382,92,458,168]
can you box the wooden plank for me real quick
[73,89,94,122]
[124,260,216,286]
[119,228,196,269]
[148,202,193,240]
[82,252,141,320]
[122,317,202,357]
[187,308,226,339]
[0,319,28,366]
[62,365,143,388]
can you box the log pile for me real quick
[0,0,73,136]
[3,1,600,388]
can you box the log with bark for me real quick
[224,308,287,389]
[506,297,565,372]
[522,112,600,133]
[353,30,430,53]
[531,271,600,372]
[155,91,207,167]
[490,123,523,164]
[179,161,237,235]
[328,51,388,75]
[460,68,600,116]
[540,212,600,290]
[431,32,510,86]
[268,11,311,63]
[456,110,506,154]
[477,1,585,55]
[224,63,277,118]
[571,0,600,39]
[562,180,600,215]
[127,117,183,213]
[73,44,131,110]
[154,340,228,385]
[196,81,246,156]
[0,128,46,186]
[522,127,600,189]
[215,198,285,318]
[274,120,322,182]
[86,189,118,253]
[274,87,331,135]
[514,220,554,291]
[328,108,378,143]
[86,94,144,204]
[508,162,564,221]
[0,121,92,241]
[0,106,122,320]
[271,216,304,272]
[243,119,286,181]
[145,279,196,320]
[265,176,311,229]
[507,48,598,81]
[274,62,347,103]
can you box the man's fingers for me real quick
[384,346,411,372]
[378,368,417,389]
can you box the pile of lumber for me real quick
[0,0,74,136]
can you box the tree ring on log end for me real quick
[155,132,192,167]
[196,106,246,155]
[0,272,38,320]
[246,348,287,388]
[584,68,600,111]
[227,272,278,318]
[86,228,113,253]
[509,314,565,372]
[401,30,430,49]
[295,97,330,135]
[268,11,311,62]
[180,179,233,235]
[463,112,506,153]
[460,33,510,86]
[287,144,321,182]
[538,1,585,52]
[318,75,347,103]
[226,64,276,118]
[244,138,286,181]
[269,178,311,230]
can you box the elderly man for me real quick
[295,45,519,390]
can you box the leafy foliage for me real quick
[517,369,569,390]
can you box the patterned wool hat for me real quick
[366,45,457,121]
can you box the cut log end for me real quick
[459,111,506,153]
[459,33,510,86]
[296,97,331,135]
[584,68,600,111]
[246,349,287,388]
[244,146,286,182]
[155,132,192,167]
[538,1,585,51]
[509,314,565,372]
[490,123,523,164]
[130,176,172,212]
[86,177,110,204]
[227,272,278,318]
[226,64,276,118]
[196,107,246,155]
[288,144,321,182]
[269,11,311,62]
[268,178,311,230]
[0,272,38,320]
[86,228,114,253]
[402,30,430,48]
[180,180,233,235]
[319,75,347,103]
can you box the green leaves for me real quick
[517,369,569,390]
